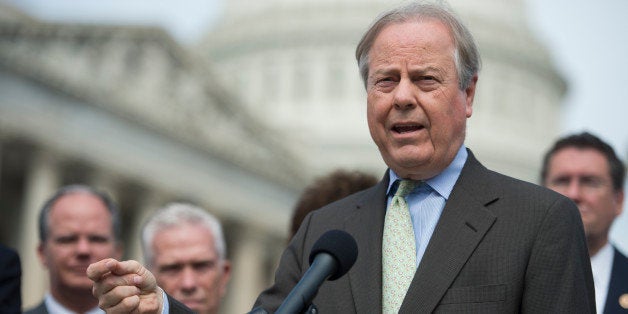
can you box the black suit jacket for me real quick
[168,294,193,314]
[0,245,21,314]
[604,247,628,313]
[24,294,191,314]
[23,301,47,314]
[254,150,596,313]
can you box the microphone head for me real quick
[309,229,358,280]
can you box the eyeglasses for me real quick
[547,175,611,193]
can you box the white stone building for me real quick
[201,0,565,182]
[0,4,303,312]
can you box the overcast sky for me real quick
[525,0,628,253]
[4,0,627,251]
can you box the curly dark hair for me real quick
[290,169,378,238]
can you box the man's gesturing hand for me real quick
[87,258,164,314]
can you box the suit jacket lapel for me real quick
[345,172,389,313]
[400,151,498,313]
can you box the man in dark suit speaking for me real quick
[88,2,595,313]
[253,2,595,313]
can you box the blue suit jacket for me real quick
[0,245,21,314]
[604,247,628,314]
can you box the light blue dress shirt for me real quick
[387,145,467,268]
[161,289,170,314]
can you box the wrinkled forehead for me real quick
[373,18,454,46]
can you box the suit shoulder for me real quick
[312,185,376,216]
[463,166,579,224]
[0,245,19,263]
[462,151,568,205]
[484,167,570,202]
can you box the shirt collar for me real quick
[387,145,467,200]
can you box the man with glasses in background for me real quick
[542,132,628,313]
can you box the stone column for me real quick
[19,150,60,309]
[89,171,119,204]
[223,225,268,314]
[126,191,166,263]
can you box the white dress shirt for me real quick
[44,293,104,314]
[591,242,613,314]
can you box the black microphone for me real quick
[275,229,358,314]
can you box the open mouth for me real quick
[392,124,424,134]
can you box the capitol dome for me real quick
[198,0,565,182]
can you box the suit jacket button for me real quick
[619,293,628,309]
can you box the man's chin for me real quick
[63,278,96,292]
[76,281,95,290]
[67,273,94,289]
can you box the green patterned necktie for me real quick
[382,179,419,313]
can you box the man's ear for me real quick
[37,242,48,269]
[464,74,478,118]
[220,260,232,298]
[614,190,624,217]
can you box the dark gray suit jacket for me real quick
[254,150,596,313]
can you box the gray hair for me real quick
[355,1,481,90]
[38,184,121,243]
[141,202,226,267]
